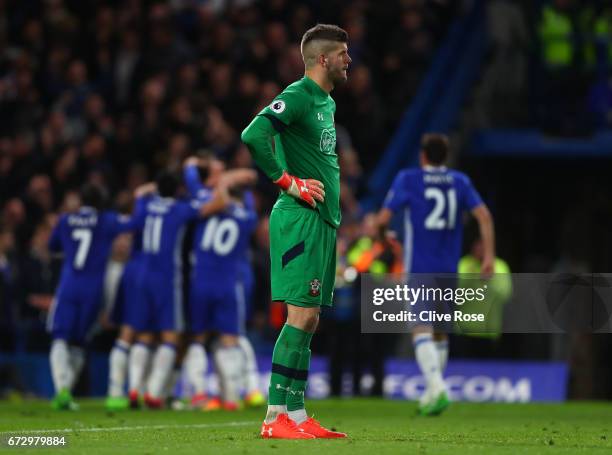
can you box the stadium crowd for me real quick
[0,0,456,389]
[476,0,612,133]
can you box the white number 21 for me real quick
[424,188,457,230]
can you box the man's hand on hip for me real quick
[274,171,325,208]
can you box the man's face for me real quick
[205,158,226,187]
[325,43,351,86]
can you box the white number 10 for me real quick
[424,187,457,230]
[201,217,239,256]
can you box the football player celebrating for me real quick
[377,133,495,416]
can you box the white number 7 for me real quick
[72,229,92,269]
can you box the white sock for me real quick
[108,340,130,397]
[163,368,180,399]
[214,345,243,403]
[185,343,208,395]
[238,336,260,393]
[69,345,85,389]
[147,343,176,399]
[128,342,151,394]
[50,339,73,393]
[288,409,308,424]
[413,333,445,394]
[265,405,287,424]
[435,340,449,373]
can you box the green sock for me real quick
[286,332,313,412]
[268,324,310,405]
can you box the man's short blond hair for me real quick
[300,24,348,69]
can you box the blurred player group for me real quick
[47,154,266,412]
[45,132,495,424]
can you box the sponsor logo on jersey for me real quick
[319,129,336,155]
[309,278,321,297]
[270,100,286,114]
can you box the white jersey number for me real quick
[424,187,457,230]
[72,229,92,269]
[143,215,163,253]
[201,217,239,256]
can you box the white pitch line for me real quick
[1,421,258,435]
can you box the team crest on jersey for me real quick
[320,128,336,155]
[270,100,286,114]
[309,278,321,297]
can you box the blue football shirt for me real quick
[49,206,144,281]
[183,164,257,283]
[140,195,202,273]
[383,166,483,273]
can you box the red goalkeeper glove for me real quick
[274,171,325,208]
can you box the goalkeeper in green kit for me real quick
[241,24,351,439]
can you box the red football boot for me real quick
[260,413,315,439]
[222,401,241,411]
[143,393,163,409]
[190,393,208,409]
[128,390,140,409]
[202,397,222,411]
[297,417,347,438]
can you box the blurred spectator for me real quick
[536,0,592,134]
[252,216,272,328]
[379,4,435,126]
[335,65,384,170]
[20,175,54,249]
[452,237,513,358]
[0,224,26,396]
[114,29,142,109]
[327,213,402,397]
[0,223,16,350]
[16,220,61,345]
[225,71,260,131]
[139,3,195,76]
[539,0,576,70]
[474,0,529,127]
[588,75,612,126]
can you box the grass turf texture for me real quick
[0,399,610,454]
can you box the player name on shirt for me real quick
[423,173,454,184]
[147,199,172,215]
[67,213,97,227]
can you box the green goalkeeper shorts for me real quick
[269,205,337,307]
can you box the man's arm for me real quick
[241,116,324,208]
[134,182,156,199]
[472,204,495,277]
[198,188,230,217]
[376,171,409,238]
[219,168,258,188]
[109,184,156,235]
[376,208,393,238]
[48,217,63,254]
[198,169,258,217]
[183,156,205,198]
[240,116,284,181]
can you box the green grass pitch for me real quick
[0,399,610,454]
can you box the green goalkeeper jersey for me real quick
[242,76,340,228]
